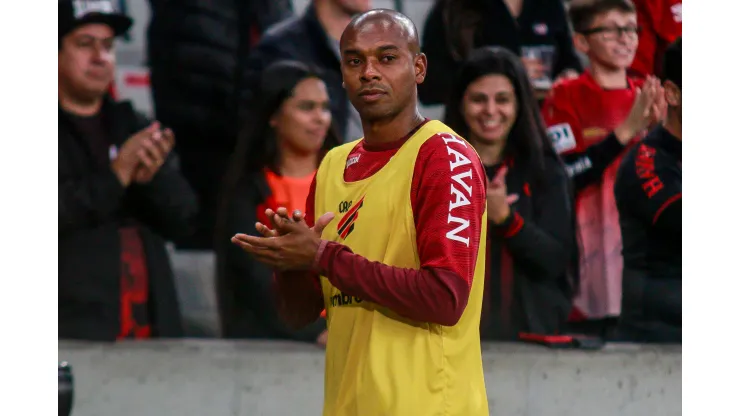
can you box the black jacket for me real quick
[146,0,293,152]
[214,172,326,342]
[614,125,681,343]
[242,3,349,138]
[420,0,583,105]
[482,154,578,340]
[59,98,198,341]
[146,0,294,250]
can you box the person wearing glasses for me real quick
[540,0,666,336]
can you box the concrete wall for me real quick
[168,250,221,337]
[59,340,681,416]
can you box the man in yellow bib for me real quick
[233,9,489,416]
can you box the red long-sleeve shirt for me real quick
[274,121,487,328]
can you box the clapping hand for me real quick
[232,208,335,271]
[133,124,175,183]
[615,76,666,144]
[486,166,519,225]
[255,207,306,238]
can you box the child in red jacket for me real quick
[541,0,664,329]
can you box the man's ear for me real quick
[415,52,428,85]
[573,33,590,55]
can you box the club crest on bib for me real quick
[336,195,365,239]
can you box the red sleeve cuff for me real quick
[316,241,351,276]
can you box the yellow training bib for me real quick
[314,120,488,416]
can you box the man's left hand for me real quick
[232,211,335,271]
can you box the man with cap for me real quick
[59,0,198,341]
[614,37,682,343]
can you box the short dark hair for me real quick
[662,37,682,89]
[569,0,636,33]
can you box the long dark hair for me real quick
[443,46,558,188]
[219,60,340,208]
[216,60,340,239]
[234,60,341,177]
[214,61,341,334]
[444,46,580,296]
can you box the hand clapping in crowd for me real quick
[111,122,176,186]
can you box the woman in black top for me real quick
[214,61,341,343]
[444,47,579,340]
[421,0,583,105]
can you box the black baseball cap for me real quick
[59,0,133,40]
[662,37,681,89]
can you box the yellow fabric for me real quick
[314,120,488,416]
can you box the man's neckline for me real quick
[359,119,430,152]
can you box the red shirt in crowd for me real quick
[263,169,315,216]
[117,227,152,339]
[541,71,643,320]
[630,0,682,77]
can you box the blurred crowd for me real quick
[58,0,682,346]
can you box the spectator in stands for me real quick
[444,47,578,340]
[243,0,372,144]
[146,0,294,249]
[629,0,681,78]
[59,0,198,341]
[614,37,681,343]
[420,0,583,105]
[541,0,665,335]
[215,61,340,344]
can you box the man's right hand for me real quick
[110,122,160,186]
[615,76,665,144]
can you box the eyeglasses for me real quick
[581,26,640,40]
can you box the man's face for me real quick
[332,0,372,15]
[577,10,638,70]
[58,24,116,100]
[340,21,426,122]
